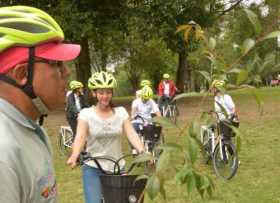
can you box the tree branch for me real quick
[217,0,244,17]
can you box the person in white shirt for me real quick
[131,86,161,133]
[67,71,145,203]
[211,80,238,138]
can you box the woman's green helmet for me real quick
[140,79,151,87]
[141,86,153,100]
[211,80,225,89]
[88,71,117,90]
[69,80,84,90]
[0,5,64,52]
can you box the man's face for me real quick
[33,59,69,110]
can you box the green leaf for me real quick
[146,175,161,200]
[243,8,262,34]
[172,92,201,102]
[228,68,241,74]
[242,38,255,54]
[199,176,210,190]
[156,151,170,174]
[263,31,280,40]
[132,153,155,164]
[209,37,216,50]
[197,70,211,82]
[135,174,149,181]
[152,116,178,128]
[186,172,196,194]
[236,69,249,85]
[174,167,192,184]
[160,183,166,200]
[157,142,183,152]
[187,137,198,164]
[251,89,264,114]
[206,186,213,197]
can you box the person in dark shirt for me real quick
[66,80,88,137]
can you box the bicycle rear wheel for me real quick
[213,141,238,180]
[57,127,73,157]
[170,105,177,124]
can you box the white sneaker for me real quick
[132,149,137,155]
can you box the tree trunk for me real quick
[75,37,93,104]
[189,64,196,92]
[176,51,188,92]
[76,37,91,85]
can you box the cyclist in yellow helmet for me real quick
[67,71,145,203]
[66,80,88,137]
[210,79,239,138]
[131,86,161,133]
[0,6,80,203]
[140,79,152,87]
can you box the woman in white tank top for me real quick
[67,71,145,203]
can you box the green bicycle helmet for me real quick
[163,73,170,79]
[88,71,117,90]
[211,79,225,89]
[69,80,84,90]
[0,5,64,52]
[141,86,153,100]
[140,79,151,87]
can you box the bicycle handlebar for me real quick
[79,152,139,175]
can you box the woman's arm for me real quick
[123,119,145,153]
[67,118,89,168]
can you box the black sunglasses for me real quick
[34,59,63,67]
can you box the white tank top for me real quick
[79,106,129,172]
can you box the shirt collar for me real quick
[0,98,36,130]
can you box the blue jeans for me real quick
[82,164,103,203]
[132,122,142,134]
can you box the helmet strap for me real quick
[22,47,36,98]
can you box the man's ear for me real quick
[6,64,28,86]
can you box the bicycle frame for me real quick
[59,126,73,148]
[200,124,216,155]
[200,114,229,161]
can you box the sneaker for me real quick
[132,149,137,155]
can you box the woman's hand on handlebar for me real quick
[67,153,79,169]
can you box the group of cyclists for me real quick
[0,5,239,203]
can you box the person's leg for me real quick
[158,96,163,114]
[82,165,103,203]
[132,122,141,134]
[67,117,77,139]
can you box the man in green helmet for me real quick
[0,6,80,203]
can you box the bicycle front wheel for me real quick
[213,141,238,180]
[57,127,73,157]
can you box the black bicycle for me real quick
[80,152,147,203]
[132,115,164,162]
[200,111,239,180]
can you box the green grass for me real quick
[46,87,280,203]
